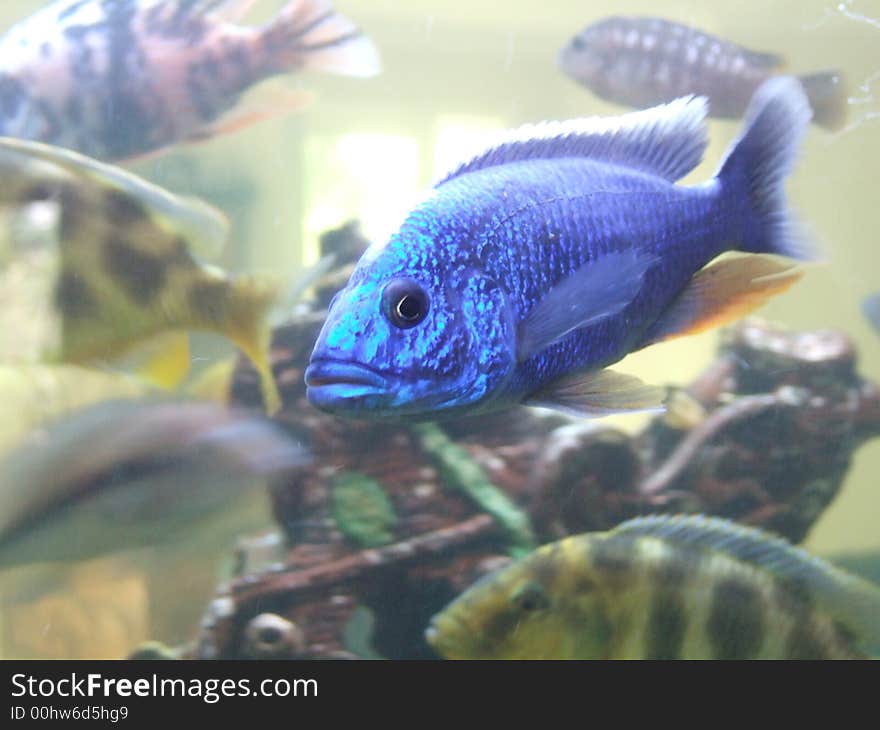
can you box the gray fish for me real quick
[864,292,880,333]
[0,399,309,567]
[559,16,847,131]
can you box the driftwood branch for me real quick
[639,391,793,496]
[228,515,497,610]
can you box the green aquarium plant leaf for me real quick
[331,471,398,548]
[413,423,536,557]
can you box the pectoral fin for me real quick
[137,332,192,390]
[517,249,655,362]
[189,85,314,143]
[525,368,666,417]
[639,254,803,348]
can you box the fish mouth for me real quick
[425,617,454,657]
[425,612,475,659]
[305,359,390,406]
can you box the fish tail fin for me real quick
[215,276,282,415]
[797,70,848,132]
[716,76,816,261]
[260,0,381,78]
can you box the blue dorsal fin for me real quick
[435,96,709,186]
[613,514,880,647]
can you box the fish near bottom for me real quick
[426,515,880,660]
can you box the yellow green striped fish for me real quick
[0,136,282,413]
[426,515,880,660]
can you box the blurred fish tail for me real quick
[717,76,815,261]
[798,70,848,132]
[863,293,880,334]
[260,0,381,78]
[222,276,282,415]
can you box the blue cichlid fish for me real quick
[305,77,812,422]
[0,0,380,161]
[426,514,880,660]
[559,16,847,132]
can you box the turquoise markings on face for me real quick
[324,281,380,352]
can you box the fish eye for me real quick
[571,35,587,50]
[381,278,430,329]
[511,581,550,613]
